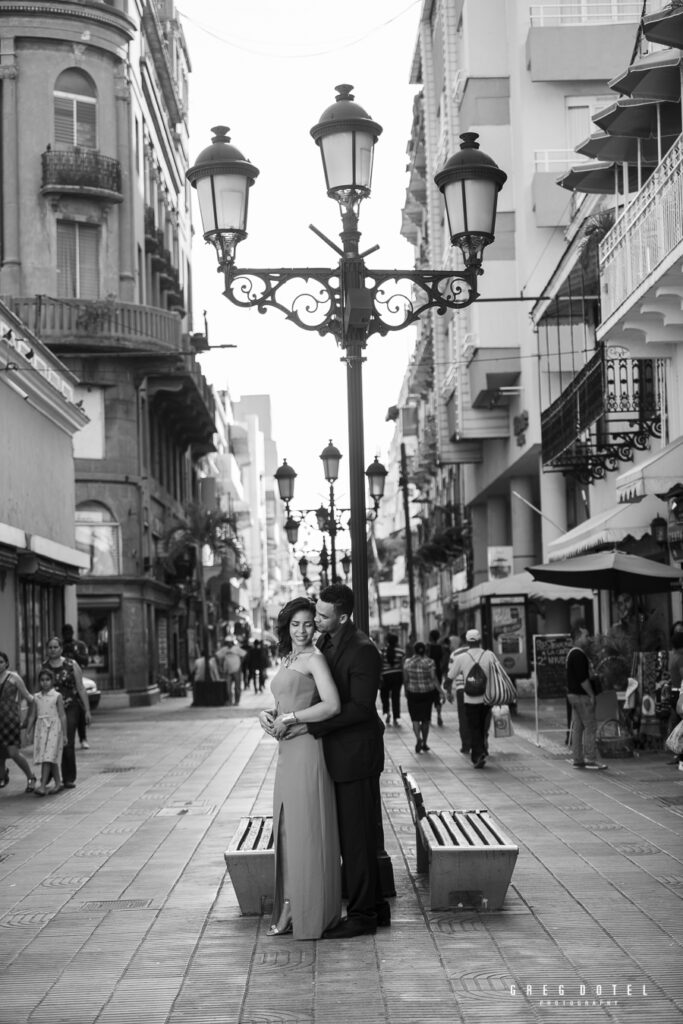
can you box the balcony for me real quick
[41,148,122,203]
[526,3,641,82]
[4,295,182,355]
[541,348,667,483]
[599,133,683,338]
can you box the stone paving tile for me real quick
[1,694,682,1023]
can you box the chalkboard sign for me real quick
[533,634,571,699]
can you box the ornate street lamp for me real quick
[340,552,352,579]
[188,86,506,633]
[275,444,384,584]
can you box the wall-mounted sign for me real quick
[487,546,513,581]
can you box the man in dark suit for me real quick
[309,583,390,938]
[276,583,389,938]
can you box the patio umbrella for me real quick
[609,52,682,103]
[575,131,661,165]
[557,160,654,195]
[526,551,682,594]
[592,98,681,140]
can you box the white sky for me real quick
[178,0,422,517]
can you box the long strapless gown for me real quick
[270,664,341,939]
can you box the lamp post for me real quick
[187,86,506,634]
[275,442,387,585]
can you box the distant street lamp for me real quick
[187,86,506,632]
[275,441,386,583]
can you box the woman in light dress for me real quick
[0,651,36,792]
[260,597,342,940]
[27,668,68,795]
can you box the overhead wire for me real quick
[176,1,422,60]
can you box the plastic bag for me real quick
[491,704,514,737]
[665,719,683,756]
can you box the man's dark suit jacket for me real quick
[308,620,385,783]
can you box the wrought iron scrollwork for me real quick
[541,355,667,483]
[224,268,341,337]
[222,263,479,343]
[367,269,478,336]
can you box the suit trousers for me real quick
[335,775,382,926]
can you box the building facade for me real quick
[0,300,89,681]
[0,1,216,702]
[382,0,648,666]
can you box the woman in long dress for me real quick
[261,597,342,940]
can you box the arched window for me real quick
[54,69,97,149]
[75,502,120,575]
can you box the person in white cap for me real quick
[447,628,501,768]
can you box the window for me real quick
[54,68,97,149]
[75,502,120,576]
[57,222,100,299]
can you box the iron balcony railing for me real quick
[41,148,122,196]
[4,295,183,353]
[600,133,683,322]
[541,350,667,483]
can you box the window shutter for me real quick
[57,222,77,298]
[54,96,75,147]
[76,99,97,148]
[78,224,100,299]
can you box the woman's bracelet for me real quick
[281,711,299,726]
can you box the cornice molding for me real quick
[0,3,136,43]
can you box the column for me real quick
[0,59,20,293]
[510,478,536,574]
[538,472,567,561]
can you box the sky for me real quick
[178,0,422,517]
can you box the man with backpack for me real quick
[446,628,502,768]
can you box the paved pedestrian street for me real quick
[1,691,682,1024]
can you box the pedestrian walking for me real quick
[447,629,502,768]
[666,622,683,770]
[26,668,67,795]
[0,651,36,793]
[216,638,245,705]
[566,621,607,771]
[403,642,446,753]
[42,636,91,789]
[379,633,404,726]
[427,629,449,727]
[61,624,90,749]
[445,635,471,753]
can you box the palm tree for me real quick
[162,502,250,659]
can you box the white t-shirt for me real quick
[447,647,499,704]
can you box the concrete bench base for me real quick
[420,809,519,911]
[224,816,274,915]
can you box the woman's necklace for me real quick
[283,646,310,669]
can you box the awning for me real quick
[615,436,683,501]
[557,160,654,194]
[547,493,668,561]
[593,98,681,140]
[643,5,683,49]
[456,572,592,611]
[575,131,662,165]
[609,51,682,103]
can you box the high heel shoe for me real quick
[267,899,292,936]
[25,776,36,793]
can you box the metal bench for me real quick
[224,816,274,915]
[400,767,518,911]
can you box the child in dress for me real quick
[27,668,67,795]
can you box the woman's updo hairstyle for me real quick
[277,598,316,655]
